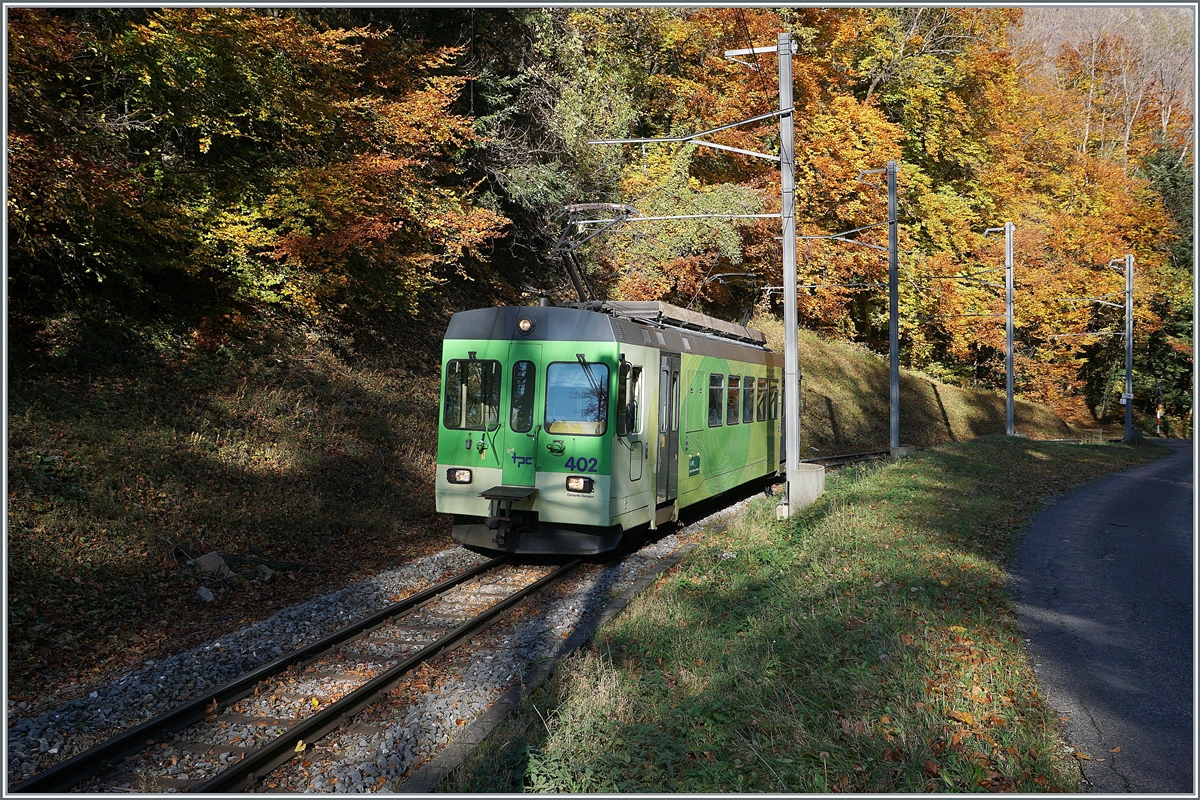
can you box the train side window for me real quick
[617,362,630,436]
[617,363,643,436]
[444,359,501,430]
[631,366,643,434]
[757,377,767,421]
[510,360,535,433]
[671,370,680,432]
[743,375,755,423]
[768,379,779,420]
[545,361,609,435]
[726,375,740,425]
[708,374,724,427]
[444,361,463,428]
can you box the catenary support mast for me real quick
[1005,222,1015,436]
[887,161,900,451]
[1124,254,1134,441]
[776,32,805,516]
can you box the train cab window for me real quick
[617,362,643,436]
[633,366,644,433]
[545,361,609,435]
[743,375,755,423]
[444,359,501,430]
[672,371,680,432]
[757,378,768,421]
[708,374,724,427]
[726,375,740,425]
[510,360,536,433]
[768,379,780,420]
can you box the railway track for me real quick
[801,448,893,468]
[9,468,877,794]
[12,557,580,793]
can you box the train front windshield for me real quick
[545,362,609,435]
[442,357,611,435]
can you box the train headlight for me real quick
[565,475,594,493]
[447,468,473,484]
[517,317,536,335]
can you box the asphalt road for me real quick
[1010,439,1194,793]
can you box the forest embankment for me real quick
[8,305,1085,707]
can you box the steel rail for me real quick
[189,558,583,793]
[801,449,893,466]
[10,556,507,794]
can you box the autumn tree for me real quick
[555,7,1189,419]
[8,8,506,325]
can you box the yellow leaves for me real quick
[795,95,902,220]
[620,147,682,195]
[949,709,976,726]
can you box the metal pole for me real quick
[1124,253,1134,441]
[777,32,802,516]
[1156,380,1163,436]
[1005,221,1015,436]
[887,161,900,452]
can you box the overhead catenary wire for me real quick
[1042,330,1125,339]
[914,312,1006,321]
[735,9,777,99]
[760,282,886,296]
[570,212,781,226]
[796,221,888,241]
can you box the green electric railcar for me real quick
[436,300,784,555]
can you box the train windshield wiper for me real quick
[576,354,602,397]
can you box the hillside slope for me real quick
[7,309,1079,706]
[790,329,1080,453]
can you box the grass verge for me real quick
[440,437,1163,792]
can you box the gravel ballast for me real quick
[6,547,489,785]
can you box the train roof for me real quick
[444,303,778,364]
[562,301,766,347]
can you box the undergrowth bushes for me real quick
[7,307,448,698]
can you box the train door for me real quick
[618,358,645,482]
[501,343,541,487]
[656,353,681,505]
